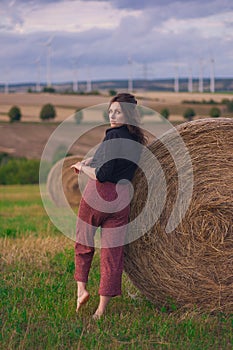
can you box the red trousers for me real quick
[74,179,130,296]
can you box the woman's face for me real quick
[108,102,125,127]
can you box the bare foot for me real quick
[92,295,111,319]
[92,309,104,320]
[76,291,90,312]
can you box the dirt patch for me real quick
[0,123,57,159]
[0,122,109,159]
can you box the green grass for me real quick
[1,185,232,349]
[0,185,60,238]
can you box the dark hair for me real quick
[109,93,148,145]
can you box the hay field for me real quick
[140,91,231,104]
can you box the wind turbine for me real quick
[188,65,193,93]
[142,62,153,90]
[127,55,133,92]
[199,58,204,93]
[4,68,10,94]
[210,58,215,93]
[174,64,179,93]
[35,57,41,92]
[72,59,78,93]
[42,35,54,87]
[86,65,92,92]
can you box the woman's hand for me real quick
[71,159,97,180]
[70,161,83,174]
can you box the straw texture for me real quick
[124,118,233,313]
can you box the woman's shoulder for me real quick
[105,125,129,139]
[106,124,137,138]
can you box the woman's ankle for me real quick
[94,295,111,316]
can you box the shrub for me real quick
[183,108,196,121]
[40,103,56,120]
[0,158,40,184]
[85,90,100,95]
[74,110,83,124]
[221,98,230,105]
[209,107,221,118]
[160,108,170,119]
[109,89,117,96]
[43,86,56,93]
[226,100,233,113]
[8,105,22,122]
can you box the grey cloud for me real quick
[111,0,233,19]
[0,26,231,83]
[0,0,232,82]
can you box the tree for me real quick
[209,107,221,118]
[43,86,56,93]
[74,110,83,124]
[160,108,170,119]
[183,108,196,121]
[40,103,56,120]
[8,105,22,122]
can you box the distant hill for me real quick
[0,78,232,93]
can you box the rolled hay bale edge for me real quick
[47,155,83,208]
[124,118,233,313]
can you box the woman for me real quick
[71,93,147,319]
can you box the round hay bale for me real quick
[47,155,83,207]
[124,118,233,313]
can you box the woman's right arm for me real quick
[81,157,93,166]
[71,161,97,180]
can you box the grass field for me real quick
[1,185,233,349]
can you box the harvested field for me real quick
[0,93,109,122]
[0,91,232,159]
[0,91,232,122]
[0,122,107,159]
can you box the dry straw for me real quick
[1,235,71,268]
[124,118,233,313]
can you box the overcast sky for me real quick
[0,0,233,84]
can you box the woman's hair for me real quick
[108,93,148,145]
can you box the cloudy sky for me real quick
[0,0,233,84]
